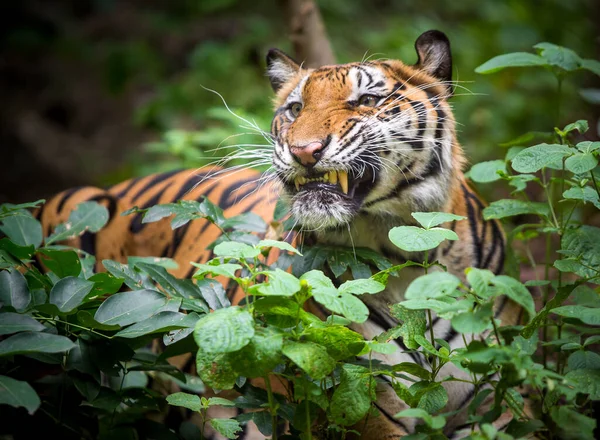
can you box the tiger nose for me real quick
[290,141,325,167]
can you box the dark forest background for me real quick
[1,0,599,203]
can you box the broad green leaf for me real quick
[94,289,167,326]
[330,364,374,426]
[301,270,369,323]
[304,326,365,360]
[392,362,431,381]
[37,248,81,278]
[475,52,547,74]
[207,397,236,407]
[102,259,154,290]
[46,201,109,245]
[213,241,260,259]
[561,226,600,279]
[76,310,120,331]
[411,212,465,229]
[483,199,549,220]
[576,141,600,154]
[565,153,598,174]
[49,276,94,313]
[564,369,600,400]
[0,313,45,335]
[568,350,600,371]
[196,350,237,390]
[229,326,283,378]
[466,268,495,298]
[127,256,179,270]
[0,269,30,312]
[70,375,100,401]
[0,332,75,357]
[0,238,35,260]
[251,269,301,297]
[192,263,242,280]
[451,302,493,334]
[405,272,460,300]
[550,406,596,440]
[511,144,572,173]
[282,340,335,379]
[467,160,507,183]
[115,312,198,338]
[209,418,242,439]
[582,59,600,76]
[194,306,254,353]
[562,187,600,209]
[166,392,202,412]
[491,275,535,320]
[417,382,448,414]
[0,214,42,248]
[256,239,301,255]
[395,407,445,430]
[389,226,457,252]
[254,297,302,328]
[552,306,600,325]
[338,278,385,295]
[196,278,230,310]
[389,304,426,350]
[88,272,123,296]
[534,42,582,72]
[0,375,41,415]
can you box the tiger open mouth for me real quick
[289,168,376,201]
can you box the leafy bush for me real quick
[1,42,599,440]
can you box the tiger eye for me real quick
[290,102,303,117]
[358,94,378,107]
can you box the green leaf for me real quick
[115,312,198,338]
[582,59,600,76]
[564,369,600,399]
[196,350,237,390]
[568,350,600,371]
[256,239,301,255]
[389,304,426,350]
[411,212,465,229]
[330,364,374,426]
[128,256,179,270]
[192,262,242,280]
[102,259,154,290]
[467,160,507,183]
[550,406,596,440]
[338,278,385,295]
[196,278,230,310]
[0,375,41,415]
[475,52,547,74]
[193,306,254,353]
[0,312,45,335]
[576,141,600,154]
[405,272,460,300]
[0,214,42,248]
[94,289,167,326]
[304,326,365,360]
[562,186,600,209]
[511,144,573,173]
[565,153,598,174]
[37,249,81,278]
[466,268,495,298]
[251,269,301,297]
[417,382,448,414]
[561,226,600,279]
[135,262,204,301]
[389,226,457,252]
[282,340,335,379]
[563,120,589,136]
[0,269,31,312]
[229,326,283,378]
[491,275,535,320]
[207,397,236,407]
[392,362,431,381]
[552,306,600,325]
[483,199,549,220]
[0,332,75,357]
[166,392,202,412]
[49,277,94,313]
[222,212,267,233]
[0,238,35,260]
[521,283,578,339]
[213,241,260,259]
[534,42,582,72]
[46,201,109,245]
[451,302,493,333]
[209,418,242,439]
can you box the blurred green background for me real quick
[0,0,598,203]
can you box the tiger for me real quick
[35,30,524,439]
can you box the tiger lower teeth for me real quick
[293,170,349,194]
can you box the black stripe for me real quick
[131,169,182,203]
[219,178,259,209]
[129,189,171,233]
[462,184,482,268]
[373,401,411,434]
[112,176,142,198]
[57,187,83,214]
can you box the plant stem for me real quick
[35,316,112,339]
[264,375,278,440]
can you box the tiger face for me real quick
[267,31,464,231]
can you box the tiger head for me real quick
[267,30,465,231]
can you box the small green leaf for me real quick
[417,382,448,414]
[338,278,385,295]
[304,326,365,360]
[389,226,457,252]
[251,269,301,297]
[564,369,600,399]
[0,269,31,312]
[0,332,75,357]
[102,260,154,290]
[94,289,167,326]
[534,42,582,72]
[562,187,600,209]
[468,160,507,183]
[282,340,335,379]
[389,304,427,350]
[491,276,535,320]
[563,120,589,136]
[405,272,460,300]
[483,199,549,220]
[256,239,301,255]
[207,397,236,407]
[568,350,600,371]
[46,201,109,245]
[166,392,202,412]
[466,268,495,298]
[194,306,254,353]
[451,302,493,334]
[330,364,374,426]
[115,312,198,338]
[0,313,45,335]
[192,263,242,280]
[576,141,600,154]
[475,52,547,74]
[561,226,600,278]
[552,306,600,325]
[565,153,598,174]
[209,418,242,439]
[582,59,600,76]
[0,375,41,415]
[229,326,283,378]
[213,241,260,259]
[411,212,465,229]
[37,249,81,278]
[0,214,43,248]
[196,350,237,390]
[511,143,573,173]
[49,277,94,313]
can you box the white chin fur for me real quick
[291,190,355,230]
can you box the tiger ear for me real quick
[414,30,453,94]
[266,48,301,92]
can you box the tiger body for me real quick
[36,30,524,439]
